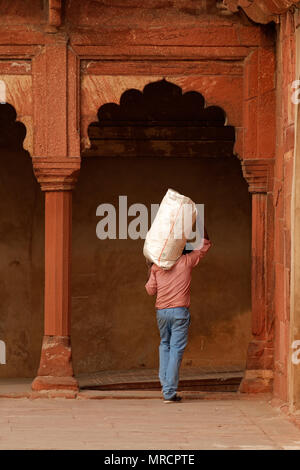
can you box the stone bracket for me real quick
[241,158,274,193]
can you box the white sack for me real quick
[143,188,197,270]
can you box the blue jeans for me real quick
[156,307,190,400]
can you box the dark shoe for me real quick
[163,394,182,404]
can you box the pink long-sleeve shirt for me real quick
[145,239,212,310]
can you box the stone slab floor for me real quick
[0,396,300,450]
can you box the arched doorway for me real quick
[72,79,252,391]
[0,103,44,379]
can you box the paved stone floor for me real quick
[0,396,300,449]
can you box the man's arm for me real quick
[186,225,212,268]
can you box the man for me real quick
[145,227,212,403]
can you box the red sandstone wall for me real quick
[0,0,45,25]
[273,10,296,401]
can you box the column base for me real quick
[239,369,273,393]
[32,335,78,392]
[32,375,78,392]
[239,339,274,393]
[245,340,274,370]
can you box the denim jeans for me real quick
[156,306,190,400]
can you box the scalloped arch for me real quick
[95,79,227,126]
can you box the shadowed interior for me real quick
[0,103,44,378]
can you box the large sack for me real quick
[143,188,197,270]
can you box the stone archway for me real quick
[71,79,255,389]
[0,103,44,379]
[30,8,276,394]
[86,79,235,158]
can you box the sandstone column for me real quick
[31,158,80,393]
[240,159,275,393]
[289,10,300,411]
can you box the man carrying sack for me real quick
[144,190,212,403]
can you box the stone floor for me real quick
[0,395,300,449]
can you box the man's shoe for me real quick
[163,394,182,404]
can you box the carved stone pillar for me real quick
[31,158,81,393]
[240,159,275,393]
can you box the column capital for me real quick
[241,158,274,193]
[32,157,81,191]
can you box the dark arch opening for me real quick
[73,79,251,391]
[0,103,44,380]
[85,79,235,159]
[96,79,225,123]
